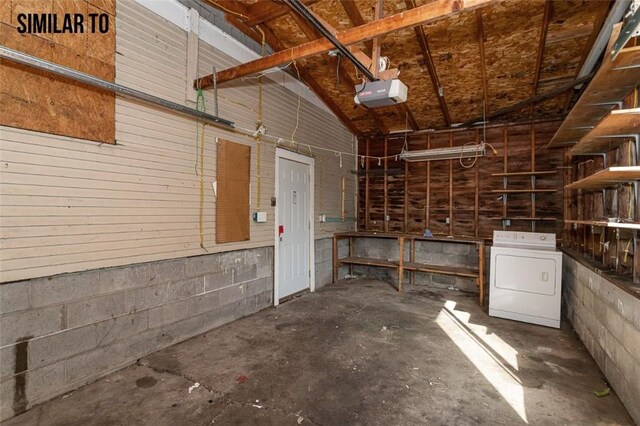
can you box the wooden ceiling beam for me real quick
[406,0,451,127]
[475,9,489,119]
[287,9,387,134]
[224,15,361,135]
[201,0,251,20]
[529,0,552,117]
[336,0,419,130]
[196,0,498,88]
[339,0,374,53]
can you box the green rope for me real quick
[196,88,206,113]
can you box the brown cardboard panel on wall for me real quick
[216,139,251,244]
[0,0,115,144]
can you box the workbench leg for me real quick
[410,239,415,285]
[349,237,354,276]
[333,236,339,284]
[398,237,404,292]
[478,242,485,308]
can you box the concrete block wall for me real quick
[351,238,479,292]
[315,238,349,286]
[563,254,640,423]
[0,246,273,421]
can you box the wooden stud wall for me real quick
[358,121,565,239]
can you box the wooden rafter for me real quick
[226,15,361,134]
[336,0,418,131]
[196,0,498,88]
[529,0,552,117]
[405,0,451,127]
[287,9,387,133]
[475,9,489,119]
[244,0,320,27]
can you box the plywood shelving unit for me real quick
[565,166,640,190]
[569,109,640,155]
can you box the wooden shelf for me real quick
[491,170,557,177]
[336,256,397,268]
[569,109,640,155]
[403,262,479,278]
[565,219,640,230]
[565,166,640,190]
[489,217,558,221]
[491,189,557,194]
[547,34,640,148]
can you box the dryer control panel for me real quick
[493,231,557,251]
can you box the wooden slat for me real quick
[491,189,557,193]
[491,170,557,176]
[565,219,640,230]
[403,261,479,277]
[565,166,640,190]
[529,0,552,117]
[337,256,398,268]
[197,0,498,87]
[548,30,640,147]
[569,108,640,155]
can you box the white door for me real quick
[277,157,311,299]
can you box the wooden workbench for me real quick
[333,232,486,306]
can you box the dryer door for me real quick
[494,252,557,295]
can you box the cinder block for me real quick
[443,243,470,255]
[204,270,232,292]
[0,375,16,421]
[219,284,245,307]
[168,277,204,301]
[125,327,172,360]
[186,255,220,277]
[0,306,62,346]
[99,263,150,292]
[96,311,148,346]
[147,291,219,329]
[0,281,29,314]
[25,359,66,402]
[0,345,16,380]
[613,289,638,326]
[150,258,187,284]
[66,341,126,384]
[201,303,236,332]
[233,264,257,284]
[245,277,271,298]
[605,306,624,343]
[126,283,168,312]
[30,272,99,308]
[66,292,127,329]
[161,315,204,346]
[28,324,97,369]
[431,273,457,286]
[621,320,640,364]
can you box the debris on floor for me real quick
[187,383,200,394]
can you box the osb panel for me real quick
[216,139,251,244]
[0,0,115,144]
[382,25,444,130]
[309,0,351,31]
[481,1,545,116]
[423,10,483,125]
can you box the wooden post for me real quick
[333,235,339,283]
[384,136,389,233]
[410,238,415,285]
[426,134,431,230]
[365,139,370,231]
[349,236,354,275]
[404,160,409,233]
[398,236,405,292]
[449,132,453,235]
[474,129,480,237]
[478,241,485,308]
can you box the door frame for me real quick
[274,148,315,306]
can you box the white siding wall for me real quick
[0,1,356,283]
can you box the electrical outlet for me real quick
[504,219,511,227]
[318,214,326,223]
[445,217,450,224]
[385,215,391,221]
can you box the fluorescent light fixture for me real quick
[399,143,486,162]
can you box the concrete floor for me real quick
[5,279,633,425]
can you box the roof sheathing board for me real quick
[423,10,483,124]
[481,1,546,118]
